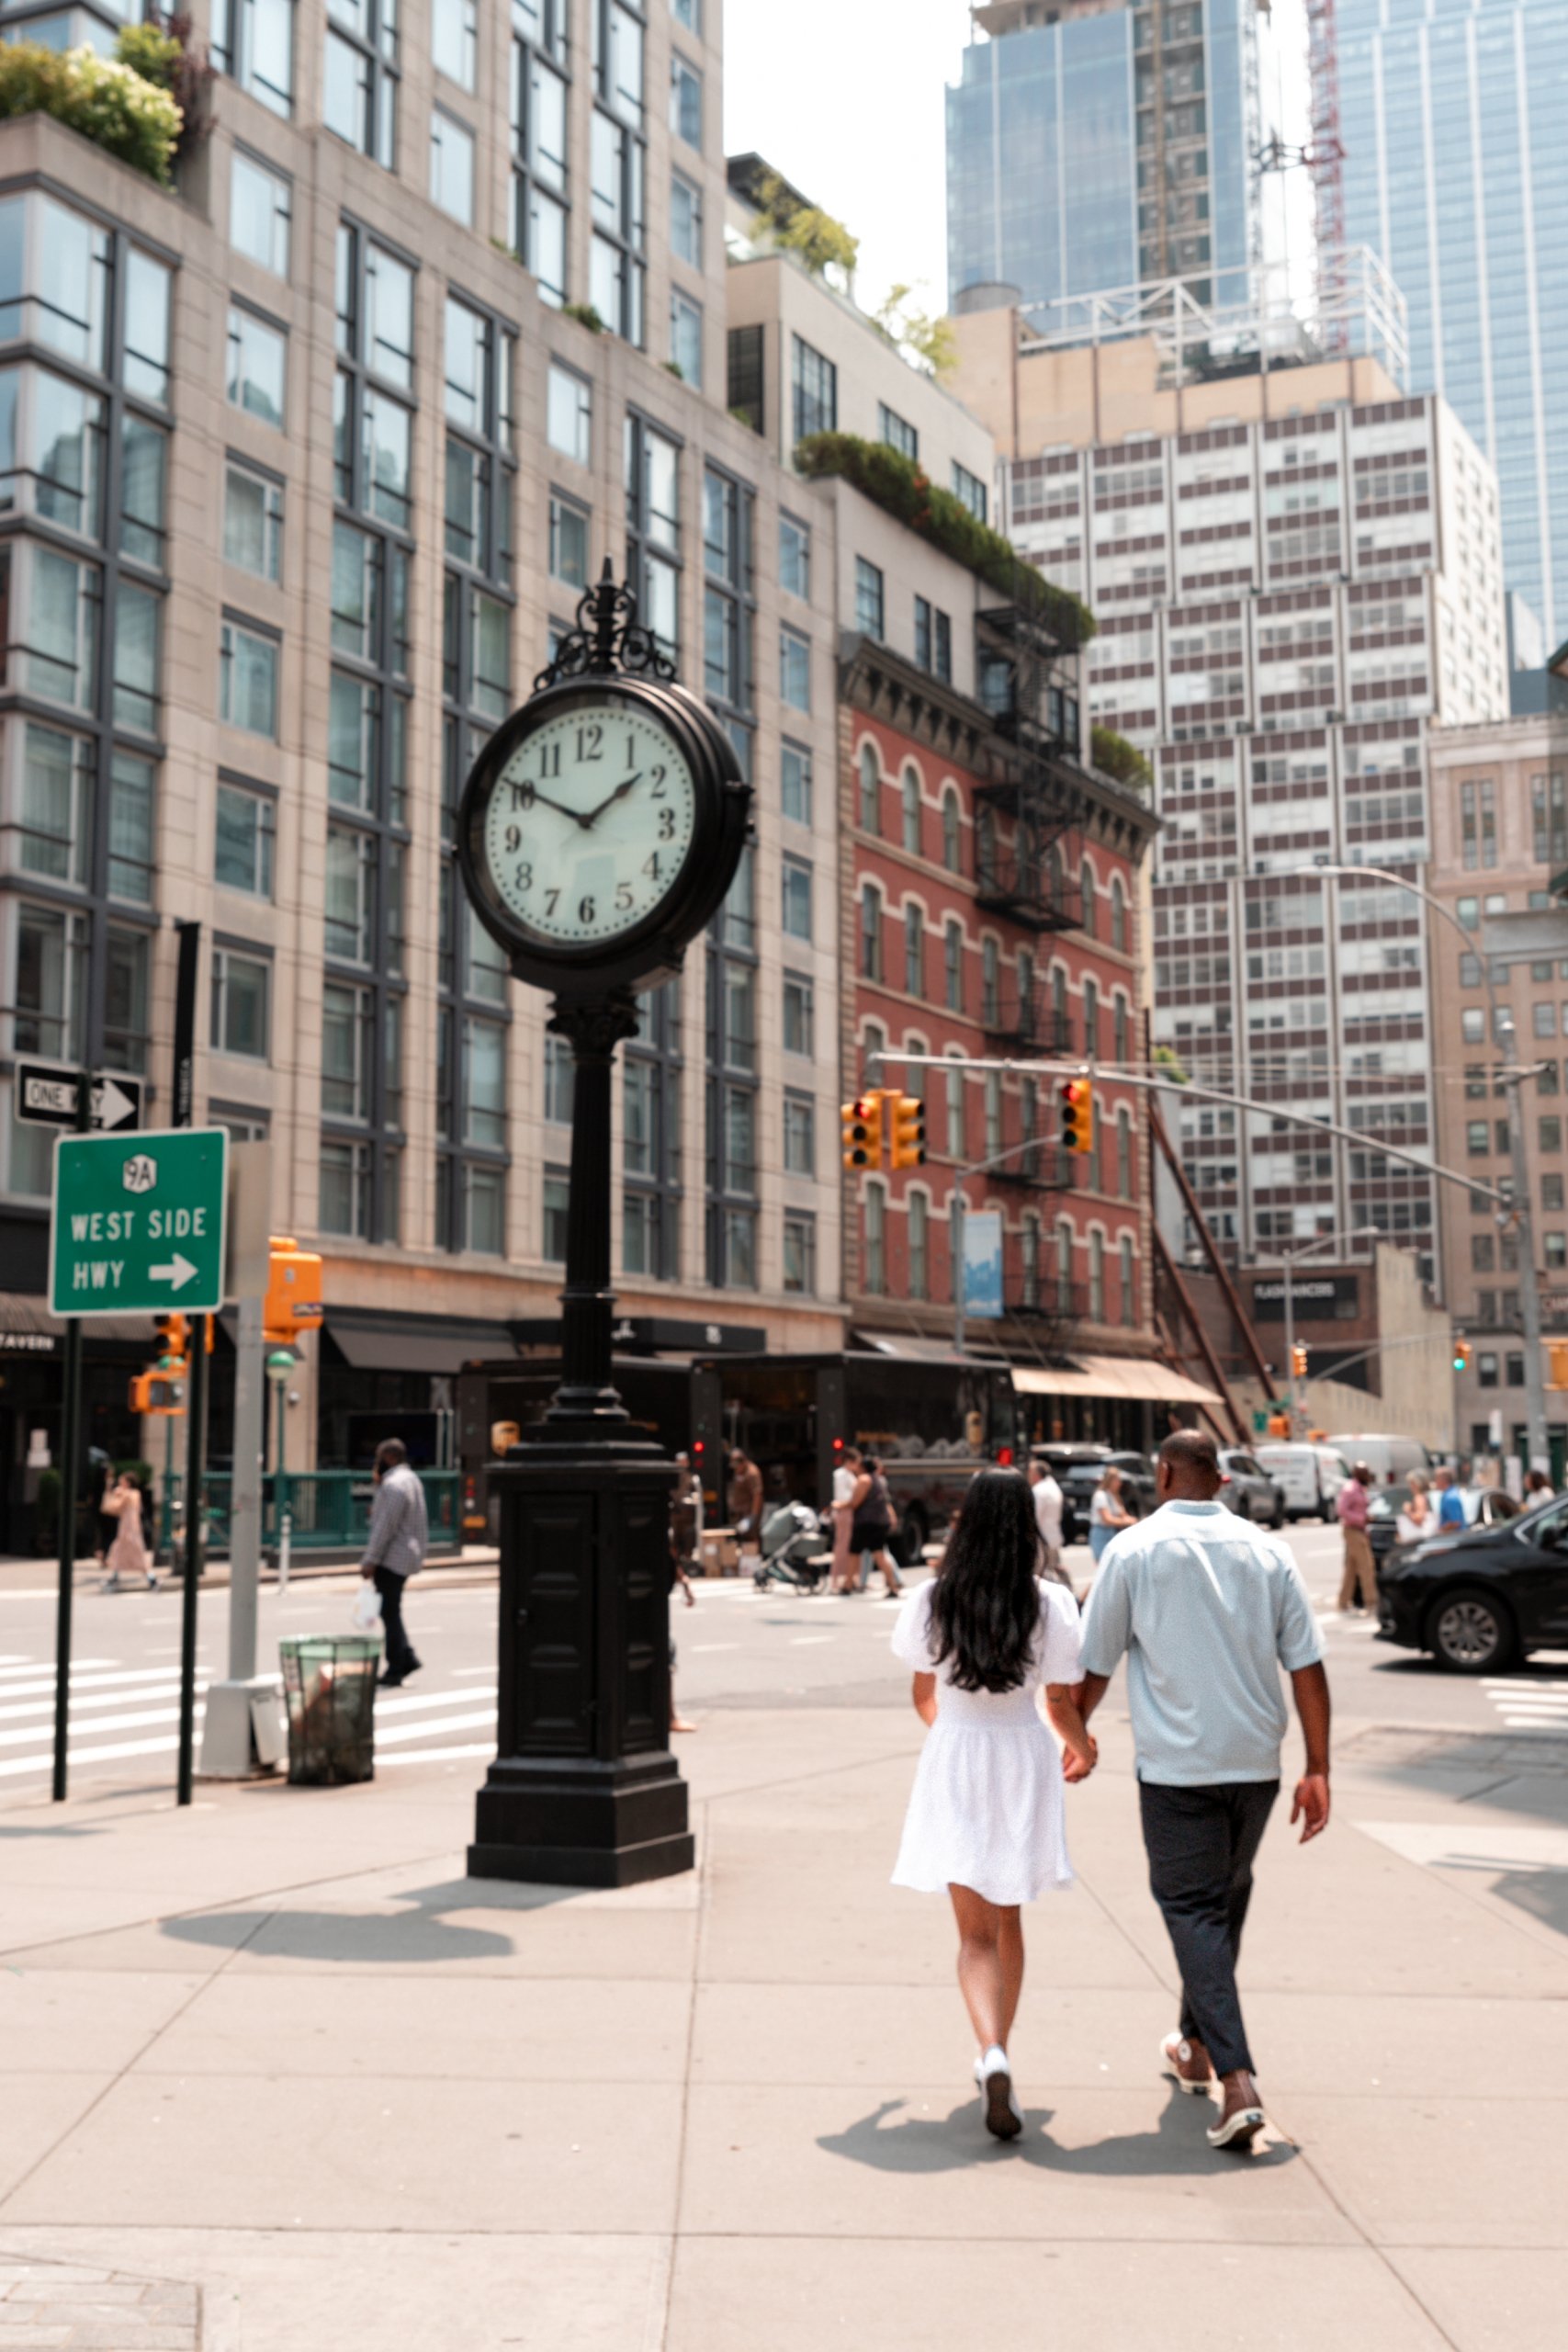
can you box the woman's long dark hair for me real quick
[928,1470,1043,1693]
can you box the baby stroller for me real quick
[753,1499,831,1594]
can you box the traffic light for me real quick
[889,1093,927,1169]
[1291,1342,1309,1380]
[154,1311,189,1365]
[265,1235,325,1343]
[129,1370,184,1416]
[840,1094,885,1170]
[1548,1340,1568,1389]
[1059,1076,1094,1155]
[1453,1338,1472,1374]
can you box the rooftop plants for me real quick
[0,23,204,187]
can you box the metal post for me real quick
[1283,1252,1297,1432]
[952,1184,966,1357]
[226,1295,265,1684]
[51,1068,93,1804]
[1505,1059,1551,1472]
[276,1380,291,1596]
[176,1313,208,1807]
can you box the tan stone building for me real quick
[0,6,860,1534]
[1428,714,1568,1463]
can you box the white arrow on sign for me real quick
[93,1077,138,1130]
[150,1253,198,1291]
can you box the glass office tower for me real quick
[946,0,1260,315]
[1337,0,1568,640]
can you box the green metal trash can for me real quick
[279,1636,379,1785]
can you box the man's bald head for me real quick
[1157,1427,1223,1499]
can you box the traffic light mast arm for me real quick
[1288,1329,1472,1385]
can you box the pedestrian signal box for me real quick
[889,1093,926,1169]
[265,1236,324,1343]
[840,1094,885,1170]
[130,1370,184,1416]
[1291,1343,1309,1379]
[1058,1077,1094,1155]
[1548,1340,1568,1389]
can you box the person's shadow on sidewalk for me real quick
[818,2085,1296,2176]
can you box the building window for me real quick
[863,1181,886,1295]
[945,1061,965,1159]
[215,781,276,899]
[942,788,961,873]
[879,401,918,461]
[782,855,813,942]
[1545,1172,1565,1212]
[900,766,921,855]
[791,333,836,441]
[779,511,809,598]
[513,0,570,305]
[858,741,880,832]
[703,463,755,762]
[219,616,279,740]
[783,972,813,1057]
[1542,1117,1563,1155]
[433,0,477,87]
[783,1210,816,1295]
[323,0,400,167]
[944,921,964,1012]
[430,109,477,225]
[671,169,703,267]
[705,857,758,1288]
[781,740,811,825]
[1082,976,1099,1059]
[672,0,701,27]
[212,0,295,116]
[1120,1234,1136,1328]
[1546,1233,1568,1272]
[226,304,287,430]
[549,492,590,585]
[779,626,810,711]
[210,944,270,1060]
[783,1089,814,1173]
[903,902,924,998]
[984,1071,1002,1160]
[547,362,592,464]
[223,460,283,582]
[860,883,883,982]
[230,150,291,277]
[854,556,885,639]
[543,1166,570,1261]
[952,460,987,523]
[626,413,682,661]
[1089,1231,1105,1322]
[727,321,764,435]
[1476,1351,1499,1389]
[914,595,951,682]
[981,937,999,1025]
[1111,877,1127,954]
[669,288,703,384]
[1117,1108,1134,1200]
[908,1190,929,1299]
[622,981,682,1280]
[670,51,703,145]
[590,77,648,345]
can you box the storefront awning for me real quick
[0,1291,157,1350]
[323,1309,518,1374]
[1013,1354,1224,1409]
[852,1331,1009,1363]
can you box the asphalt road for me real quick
[1,1517,1562,1803]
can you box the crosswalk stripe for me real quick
[0,1702,204,1749]
[374,1684,496,1716]
[373,1709,495,1746]
[0,1732,188,1779]
[0,1684,209,1727]
[0,1666,209,1703]
[377,1743,492,1768]
[0,1658,120,1684]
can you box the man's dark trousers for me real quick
[373,1567,417,1679]
[1138,1779,1278,2077]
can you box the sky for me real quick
[723,0,1314,324]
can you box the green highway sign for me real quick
[50,1128,228,1317]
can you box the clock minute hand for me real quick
[581,772,643,830]
[525,786,593,828]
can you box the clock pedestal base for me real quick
[467,1444,692,1891]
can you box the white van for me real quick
[1326,1433,1433,1487]
[1255,1442,1352,1522]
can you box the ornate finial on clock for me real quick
[535,557,678,693]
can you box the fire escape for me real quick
[972,592,1087,934]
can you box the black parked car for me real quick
[1051,1448,1158,1544]
[1377,1491,1568,1672]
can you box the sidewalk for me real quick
[0,1690,1563,2349]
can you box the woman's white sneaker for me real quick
[977,2044,1022,2140]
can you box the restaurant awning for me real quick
[322,1308,518,1375]
[0,1291,158,1349]
[1012,1354,1224,1409]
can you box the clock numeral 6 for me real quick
[579,895,596,925]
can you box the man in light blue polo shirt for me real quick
[1077,1428,1331,2152]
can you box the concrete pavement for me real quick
[0,1642,1565,2351]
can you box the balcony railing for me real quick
[975,848,1082,933]
[982,999,1075,1056]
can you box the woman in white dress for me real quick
[891,1469,1096,2139]
[102,1473,157,1592]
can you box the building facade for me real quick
[1336,0,1568,641]
[945,0,1262,316]
[1428,712,1568,1464]
[0,2,855,1537]
[949,287,1509,1309]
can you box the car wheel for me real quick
[1427,1587,1518,1675]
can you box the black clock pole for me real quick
[461,567,749,1890]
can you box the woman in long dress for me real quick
[1087,1464,1134,1565]
[891,1469,1095,2139]
[103,1473,157,1591]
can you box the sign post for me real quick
[51,1071,94,1803]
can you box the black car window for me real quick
[1515,1499,1568,1548]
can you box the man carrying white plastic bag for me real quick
[358,1437,430,1687]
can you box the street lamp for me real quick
[1284,860,1549,1472]
[1253,1226,1380,1431]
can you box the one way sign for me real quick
[16,1063,143,1134]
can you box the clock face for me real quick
[481,702,698,949]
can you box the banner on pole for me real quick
[962,1210,1004,1321]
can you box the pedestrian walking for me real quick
[1027,1455,1066,1582]
[848,1453,903,1597]
[1335,1460,1377,1611]
[668,1452,699,1735]
[102,1471,157,1591]
[891,1468,1096,2140]
[830,1443,862,1594]
[1088,1463,1134,1564]
[1525,1467,1556,1502]
[359,1439,428,1688]
[1076,1428,1331,2152]
[1434,1466,1467,1532]
[727,1446,763,1566]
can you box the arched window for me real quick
[1089,1230,1105,1321]
[984,1070,1002,1159]
[1021,1213,1040,1310]
[945,1057,966,1159]
[859,882,883,980]
[1117,1106,1134,1201]
[863,1019,886,1085]
[863,1180,886,1294]
[1079,857,1097,938]
[908,1189,929,1299]
[1082,977,1099,1059]
[1051,963,1067,1049]
[1120,1233,1136,1328]
[944,921,964,1012]
[976,804,997,888]
[901,765,921,855]
[981,936,1000,1024]
[1113,993,1130,1066]
[1017,948,1034,1022]
[903,902,924,997]
[1055,1217,1074,1313]
[858,742,880,833]
[1046,841,1065,915]
[942,787,962,874]
[1110,876,1127,955]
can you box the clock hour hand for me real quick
[580,772,642,830]
[516,784,592,828]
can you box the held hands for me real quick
[1291,1771,1331,1842]
[1062,1734,1098,1783]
